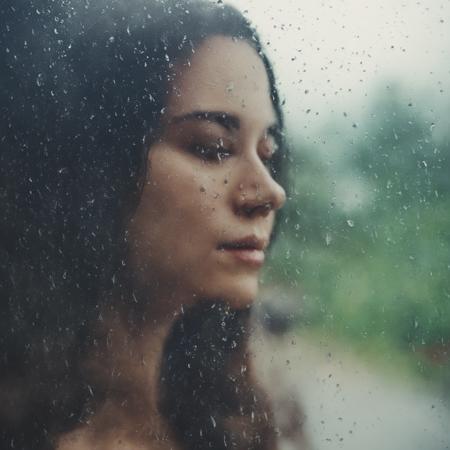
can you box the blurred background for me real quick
[228,0,450,448]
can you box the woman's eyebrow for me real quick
[169,111,280,137]
[169,111,240,131]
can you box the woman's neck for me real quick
[56,297,277,450]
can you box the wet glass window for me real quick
[1,1,449,449]
[230,1,450,448]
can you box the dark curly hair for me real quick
[0,1,287,448]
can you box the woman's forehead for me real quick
[166,35,277,131]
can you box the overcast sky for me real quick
[228,0,450,140]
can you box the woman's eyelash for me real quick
[189,140,232,162]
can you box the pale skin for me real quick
[57,35,286,450]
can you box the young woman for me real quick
[0,1,302,448]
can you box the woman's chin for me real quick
[199,280,259,310]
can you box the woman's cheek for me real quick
[194,174,226,212]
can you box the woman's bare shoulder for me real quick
[56,427,179,450]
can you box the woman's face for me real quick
[128,36,286,311]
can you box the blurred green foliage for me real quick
[267,84,450,379]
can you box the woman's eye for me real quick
[189,139,232,163]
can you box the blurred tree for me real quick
[267,84,450,379]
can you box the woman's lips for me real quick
[218,236,267,267]
[218,246,265,267]
[222,247,265,266]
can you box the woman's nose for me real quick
[234,158,286,218]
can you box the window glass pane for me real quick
[1,1,449,449]
[230,1,450,448]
